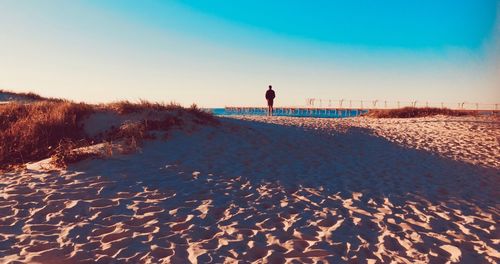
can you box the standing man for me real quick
[265,85,276,116]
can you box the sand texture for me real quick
[1,115,499,263]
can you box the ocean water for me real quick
[207,108,368,118]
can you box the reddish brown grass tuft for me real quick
[365,107,475,118]
[0,101,94,167]
[50,139,101,169]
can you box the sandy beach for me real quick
[1,115,499,263]
[2,0,499,262]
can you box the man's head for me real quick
[268,85,272,90]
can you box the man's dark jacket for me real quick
[265,90,275,100]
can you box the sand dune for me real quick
[1,115,499,263]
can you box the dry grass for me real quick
[366,107,476,118]
[104,101,217,124]
[0,101,94,168]
[0,94,217,170]
[104,100,183,114]
[49,139,101,169]
[104,116,183,150]
[188,103,219,125]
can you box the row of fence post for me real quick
[306,99,499,111]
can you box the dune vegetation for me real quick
[0,92,216,170]
[365,107,475,118]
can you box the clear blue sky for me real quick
[0,0,499,107]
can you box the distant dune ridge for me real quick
[0,90,46,103]
[0,91,499,263]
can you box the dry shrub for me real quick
[366,107,475,118]
[50,139,100,169]
[102,141,114,157]
[115,121,147,140]
[105,116,184,152]
[114,121,146,154]
[0,101,94,168]
[188,103,218,125]
[101,101,192,152]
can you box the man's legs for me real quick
[267,100,273,116]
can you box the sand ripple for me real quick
[1,116,499,263]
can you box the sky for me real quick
[0,0,499,107]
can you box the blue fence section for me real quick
[209,108,369,118]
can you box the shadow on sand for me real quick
[1,117,498,263]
